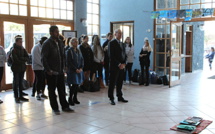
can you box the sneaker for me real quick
[62,107,74,112]
[19,97,29,102]
[15,98,21,103]
[36,95,41,100]
[0,99,3,104]
[22,92,28,96]
[53,109,60,115]
[41,94,48,99]
[31,93,35,97]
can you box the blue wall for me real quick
[74,0,87,37]
[100,0,154,70]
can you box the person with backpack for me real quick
[66,37,84,106]
[11,35,29,103]
[31,37,48,100]
[139,37,152,86]
[0,39,6,104]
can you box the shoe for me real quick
[118,98,128,103]
[36,95,41,100]
[41,94,48,99]
[22,92,28,96]
[68,97,75,106]
[78,86,84,93]
[62,107,74,112]
[31,93,35,97]
[15,98,21,103]
[145,83,149,86]
[0,99,3,104]
[53,109,60,115]
[110,100,115,105]
[73,98,80,104]
[19,97,29,102]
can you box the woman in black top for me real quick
[139,38,152,86]
[79,36,94,86]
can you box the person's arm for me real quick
[0,48,6,62]
[108,40,121,67]
[41,42,51,72]
[12,49,25,64]
[32,46,43,68]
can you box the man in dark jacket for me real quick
[102,32,113,86]
[41,26,73,115]
[11,35,29,103]
[108,29,128,105]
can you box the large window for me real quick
[0,0,27,16]
[87,0,100,38]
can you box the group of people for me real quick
[0,26,152,114]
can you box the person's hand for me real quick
[119,64,125,70]
[79,68,83,72]
[104,46,108,51]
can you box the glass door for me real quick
[170,22,182,87]
[3,21,26,87]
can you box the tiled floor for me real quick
[0,70,215,134]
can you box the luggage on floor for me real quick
[157,77,163,84]
[150,71,158,84]
[132,69,140,82]
[162,75,169,85]
[22,79,30,90]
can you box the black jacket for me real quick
[11,43,29,73]
[102,39,110,67]
[139,48,151,67]
[108,39,126,70]
[41,37,65,73]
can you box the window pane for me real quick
[166,25,170,38]
[87,0,92,2]
[156,19,166,24]
[180,5,190,9]
[156,25,165,38]
[190,0,200,4]
[67,10,73,20]
[67,1,73,10]
[46,0,53,8]
[46,8,53,18]
[39,7,46,17]
[54,9,60,18]
[10,0,18,3]
[180,0,189,5]
[60,10,66,19]
[93,15,99,24]
[155,68,165,76]
[39,0,45,7]
[213,3,215,8]
[87,25,92,35]
[0,3,9,14]
[93,0,99,4]
[0,0,8,2]
[93,25,98,35]
[31,6,38,17]
[92,4,99,14]
[60,0,66,10]
[87,14,92,24]
[156,39,165,52]
[19,0,27,5]
[54,0,59,8]
[156,54,165,67]
[201,3,212,8]
[10,4,18,15]
[190,4,200,9]
[167,0,177,8]
[156,0,165,9]
[19,5,27,16]
[87,3,92,13]
[31,0,37,6]
[202,0,212,2]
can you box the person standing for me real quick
[0,40,6,104]
[108,29,128,105]
[206,47,215,70]
[66,38,84,106]
[31,37,48,100]
[91,35,105,88]
[41,26,73,115]
[11,35,29,103]
[139,38,152,86]
[124,37,134,85]
[102,33,113,86]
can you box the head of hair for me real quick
[66,37,72,46]
[49,25,58,33]
[106,32,112,37]
[211,47,215,52]
[114,28,121,34]
[69,37,78,47]
[59,34,65,41]
[39,37,48,44]
[15,35,22,42]
[124,37,132,46]
[92,35,100,45]
[82,35,88,40]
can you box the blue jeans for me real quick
[13,72,25,98]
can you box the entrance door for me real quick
[185,30,193,72]
[170,22,182,87]
[3,21,27,89]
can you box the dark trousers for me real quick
[68,84,78,101]
[104,65,109,85]
[0,67,3,83]
[46,73,69,110]
[91,62,103,78]
[32,70,45,95]
[141,65,149,84]
[108,68,124,100]
[124,63,133,81]
[13,72,24,98]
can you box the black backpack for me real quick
[132,69,140,82]
[6,47,14,67]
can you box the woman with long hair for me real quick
[139,38,152,86]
